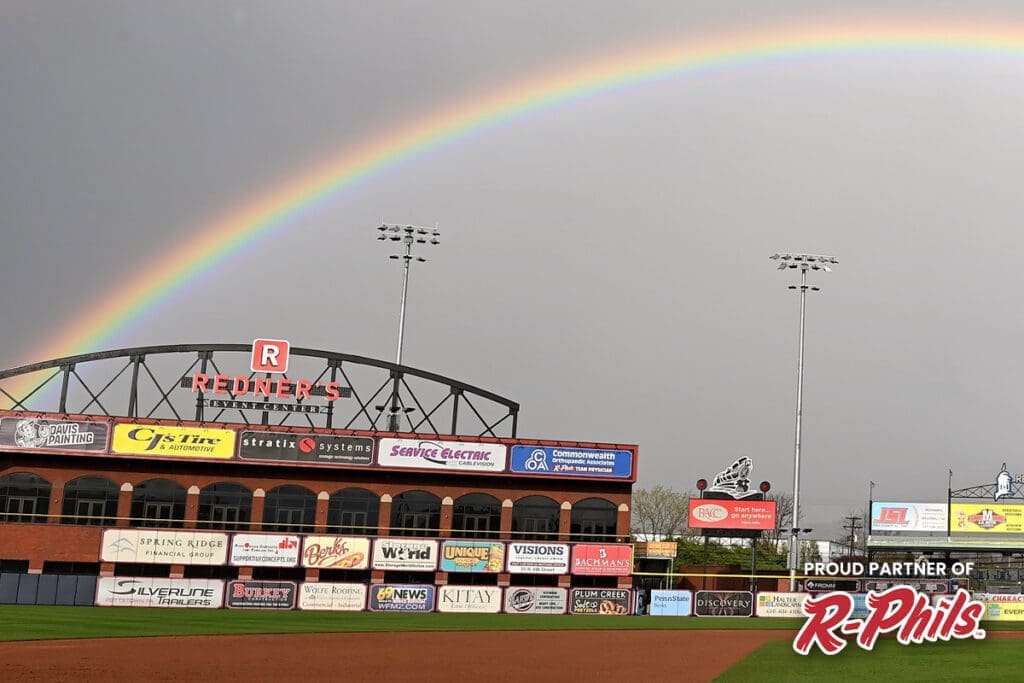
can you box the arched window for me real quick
[511,495,560,541]
[452,493,501,539]
[131,479,186,528]
[198,482,252,531]
[61,476,118,526]
[390,490,441,538]
[570,497,617,542]
[0,472,51,523]
[327,488,379,535]
[262,485,316,533]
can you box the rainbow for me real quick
[5,17,1024,400]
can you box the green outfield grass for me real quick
[715,637,1017,682]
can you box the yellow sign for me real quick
[112,424,235,458]
[951,503,1024,534]
[983,597,1024,621]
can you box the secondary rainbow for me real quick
[6,17,1024,401]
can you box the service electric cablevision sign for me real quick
[508,446,632,479]
[377,438,507,473]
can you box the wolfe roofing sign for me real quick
[229,534,301,567]
[95,578,223,608]
[111,423,235,459]
[504,542,570,574]
[0,417,108,452]
[508,445,633,479]
[688,499,777,530]
[952,503,1024,533]
[101,530,229,565]
[298,583,367,611]
[377,437,507,473]
[371,539,438,571]
[870,502,948,533]
[570,544,633,576]
[238,431,373,466]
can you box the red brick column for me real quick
[558,501,572,542]
[184,486,199,530]
[250,488,265,532]
[440,496,453,538]
[500,499,513,540]
[315,491,329,533]
[378,494,392,537]
[116,483,133,528]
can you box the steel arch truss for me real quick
[0,344,519,437]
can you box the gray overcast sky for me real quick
[4,1,1024,537]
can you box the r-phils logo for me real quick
[793,587,985,655]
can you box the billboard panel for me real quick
[377,438,507,473]
[503,587,567,614]
[952,503,1024,533]
[301,536,370,569]
[298,582,367,611]
[862,579,949,594]
[371,539,438,571]
[436,586,502,613]
[756,592,809,618]
[229,534,301,567]
[0,417,108,453]
[870,502,948,532]
[439,541,504,573]
[368,584,435,612]
[226,580,296,609]
[569,588,631,615]
[237,431,373,466]
[508,445,632,479]
[982,595,1024,621]
[570,544,633,576]
[111,424,235,458]
[694,591,753,617]
[504,542,570,574]
[100,529,228,565]
[688,499,776,531]
[95,577,223,608]
[649,590,693,616]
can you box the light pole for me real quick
[377,223,440,431]
[771,252,837,591]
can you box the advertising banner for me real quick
[569,588,632,615]
[756,592,810,618]
[649,590,693,616]
[371,539,438,571]
[570,544,633,576]
[298,582,368,611]
[301,536,370,570]
[688,499,777,530]
[229,534,301,567]
[508,445,633,479]
[95,577,223,608]
[436,586,503,613]
[503,587,568,614]
[100,529,229,565]
[377,437,507,473]
[870,502,948,533]
[694,591,753,617]
[237,432,373,466]
[952,503,1024,533]
[504,542,570,574]
[368,584,435,612]
[804,579,861,593]
[439,541,505,573]
[111,423,235,458]
[0,417,108,453]
[982,595,1024,621]
[863,579,949,594]
[226,580,296,609]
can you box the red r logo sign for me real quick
[251,339,290,374]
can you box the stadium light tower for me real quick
[770,252,838,591]
[377,223,440,432]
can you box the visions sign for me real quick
[504,542,570,574]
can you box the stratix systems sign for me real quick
[238,432,373,466]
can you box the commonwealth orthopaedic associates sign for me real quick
[377,437,507,473]
[570,543,633,576]
[687,499,777,530]
[0,417,108,452]
[508,445,633,479]
[870,502,948,532]
[95,578,224,608]
[101,530,229,565]
[111,423,235,458]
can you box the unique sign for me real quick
[503,587,567,614]
[504,542,570,574]
[757,592,809,618]
[951,503,1024,533]
[569,588,631,615]
[370,539,438,571]
[649,590,693,616]
[570,543,633,576]
[229,534,301,567]
[298,582,367,611]
[377,438,507,473]
[238,432,373,466]
[225,580,296,609]
[508,446,633,479]
[870,502,948,533]
[0,417,108,452]
[436,586,502,613]
[301,536,370,569]
[95,578,223,608]
[111,424,235,458]
[368,584,435,612]
[100,530,229,565]
[688,499,776,530]
[694,591,754,617]
[439,541,505,573]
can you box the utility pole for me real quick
[843,515,863,557]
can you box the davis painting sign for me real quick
[0,417,107,452]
